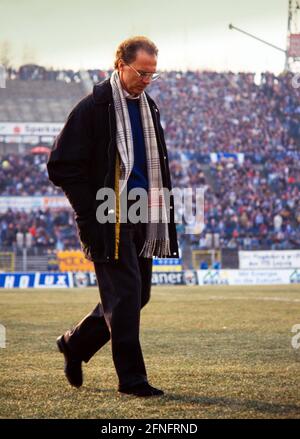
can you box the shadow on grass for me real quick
[165,394,300,415]
[82,387,115,395]
[79,388,299,415]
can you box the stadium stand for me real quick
[0,79,86,123]
[0,66,299,268]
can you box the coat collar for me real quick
[92,77,156,107]
[92,79,113,104]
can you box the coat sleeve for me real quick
[47,97,96,221]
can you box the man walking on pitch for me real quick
[47,36,178,397]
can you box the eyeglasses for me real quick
[125,63,160,81]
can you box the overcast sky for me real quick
[0,0,293,73]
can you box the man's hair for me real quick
[114,36,158,69]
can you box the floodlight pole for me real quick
[286,0,293,70]
[228,23,286,54]
[228,23,288,70]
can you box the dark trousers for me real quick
[63,221,153,389]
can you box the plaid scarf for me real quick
[110,70,170,258]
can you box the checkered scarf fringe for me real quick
[110,70,170,258]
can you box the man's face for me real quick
[118,49,157,96]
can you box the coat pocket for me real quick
[76,215,104,257]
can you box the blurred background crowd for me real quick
[0,67,299,255]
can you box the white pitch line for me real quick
[204,296,300,303]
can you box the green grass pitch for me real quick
[1,284,300,419]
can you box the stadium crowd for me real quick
[0,208,77,253]
[203,159,300,250]
[0,153,60,196]
[5,64,108,83]
[0,68,299,253]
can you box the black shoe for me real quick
[56,335,83,388]
[118,382,164,397]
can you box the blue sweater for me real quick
[126,99,149,193]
